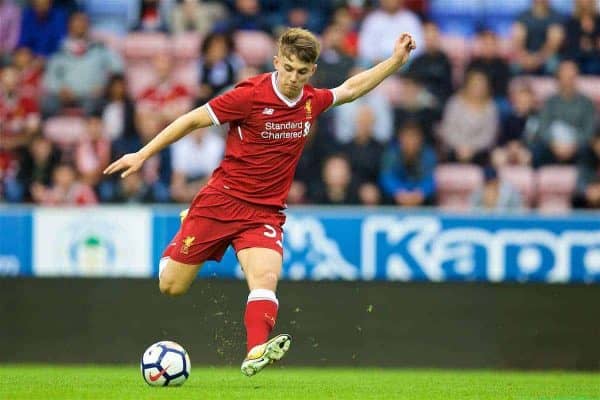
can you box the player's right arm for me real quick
[103,105,213,178]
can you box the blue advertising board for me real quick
[152,208,600,283]
[0,209,32,276]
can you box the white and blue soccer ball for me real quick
[141,341,191,387]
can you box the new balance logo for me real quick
[262,108,275,115]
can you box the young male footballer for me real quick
[104,28,416,377]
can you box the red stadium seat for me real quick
[577,76,600,107]
[439,35,470,85]
[172,32,202,61]
[536,165,577,213]
[435,163,484,211]
[527,77,557,105]
[125,63,158,98]
[498,165,536,207]
[233,31,276,67]
[43,116,87,147]
[173,61,199,91]
[378,76,405,106]
[123,33,169,60]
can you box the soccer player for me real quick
[104,28,416,376]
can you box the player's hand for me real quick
[103,152,145,178]
[393,33,417,64]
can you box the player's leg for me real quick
[237,247,291,377]
[158,257,202,297]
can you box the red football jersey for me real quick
[205,72,336,208]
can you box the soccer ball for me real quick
[141,341,191,387]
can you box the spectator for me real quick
[491,82,535,167]
[31,162,98,205]
[438,69,498,165]
[137,53,191,128]
[133,0,173,32]
[342,104,384,205]
[535,60,596,166]
[358,0,424,66]
[42,12,124,116]
[16,135,62,202]
[563,0,600,74]
[310,23,355,90]
[330,6,359,58]
[511,0,564,75]
[0,0,21,56]
[75,114,111,186]
[81,0,139,36]
[195,32,243,106]
[470,167,523,211]
[334,68,394,145]
[406,20,453,104]
[309,153,362,205]
[393,75,440,144]
[12,47,43,97]
[100,172,164,203]
[467,29,511,102]
[380,121,436,207]
[574,131,600,208]
[221,0,272,33]
[99,74,138,151]
[170,127,224,202]
[269,0,332,35]
[17,0,68,57]
[170,0,227,35]
[0,65,40,151]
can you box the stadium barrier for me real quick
[1,278,598,369]
[1,206,600,283]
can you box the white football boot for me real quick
[241,334,292,377]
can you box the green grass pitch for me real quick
[0,365,598,400]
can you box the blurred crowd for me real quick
[1,0,600,212]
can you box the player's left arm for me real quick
[332,33,416,106]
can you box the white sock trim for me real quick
[159,257,169,279]
[247,289,278,306]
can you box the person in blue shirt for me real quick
[18,0,68,57]
[379,121,437,206]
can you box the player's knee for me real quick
[256,271,279,290]
[159,278,188,297]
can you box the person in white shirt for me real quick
[169,127,225,202]
[358,0,424,66]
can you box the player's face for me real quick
[273,53,316,98]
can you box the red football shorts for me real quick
[162,186,286,265]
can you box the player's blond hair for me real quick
[277,28,321,64]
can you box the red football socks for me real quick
[244,289,279,352]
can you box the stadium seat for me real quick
[510,77,557,106]
[378,76,405,106]
[233,31,275,67]
[172,32,202,61]
[123,33,170,60]
[577,76,600,107]
[498,165,536,207]
[172,61,199,91]
[435,163,484,211]
[536,165,578,213]
[125,63,157,98]
[43,116,87,147]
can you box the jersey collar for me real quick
[271,72,303,108]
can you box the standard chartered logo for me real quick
[260,120,311,140]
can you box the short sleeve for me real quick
[206,81,255,125]
[312,88,336,115]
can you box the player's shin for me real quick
[244,289,279,352]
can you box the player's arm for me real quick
[103,105,213,178]
[333,33,416,106]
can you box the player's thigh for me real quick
[159,257,203,296]
[237,247,283,292]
